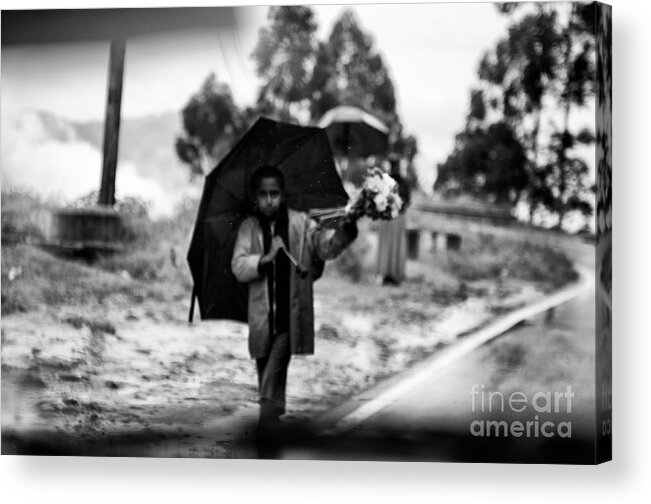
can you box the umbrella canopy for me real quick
[317,105,390,158]
[187,117,349,322]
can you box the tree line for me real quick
[435,3,597,230]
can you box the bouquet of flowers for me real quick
[310,167,404,224]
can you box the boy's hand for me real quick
[270,236,286,256]
[260,236,286,266]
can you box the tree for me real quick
[594,4,612,237]
[308,9,397,125]
[307,9,418,188]
[251,6,319,122]
[446,9,563,215]
[437,3,596,228]
[390,127,420,191]
[436,86,529,207]
[436,120,528,206]
[490,3,595,227]
[478,6,562,215]
[541,137,593,228]
[175,73,246,179]
[550,3,597,228]
[248,6,420,190]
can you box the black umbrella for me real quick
[187,117,349,322]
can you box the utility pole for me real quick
[98,39,126,206]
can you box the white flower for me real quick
[382,172,397,190]
[364,174,384,194]
[355,169,404,220]
[374,193,388,212]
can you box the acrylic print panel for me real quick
[1,2,610,464]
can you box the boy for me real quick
[231,165,357,434]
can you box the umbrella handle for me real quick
[280,247,308,279]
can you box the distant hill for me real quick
[1,107,199,216]
[72,111,192,195]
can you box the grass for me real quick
[94,197,197,288]
[0,241,195,315]
[439,236,578,291]
[1,244,135,313]
[61,314,116,335]
[1,189,52,244]
[1,189,198,315]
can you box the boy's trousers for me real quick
[256,332,291,416]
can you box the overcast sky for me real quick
[1,3,514,196]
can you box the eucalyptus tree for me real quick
[437,3,596,228]
[251,5,319,122]
[175,73,246,179]
[309,9,397,126]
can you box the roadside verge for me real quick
[312,263,594,436]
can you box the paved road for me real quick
[284,240,598,463]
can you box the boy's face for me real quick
[255,177,284,219]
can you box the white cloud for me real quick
[1,106,102,201]
[115,159,195,218]
[1,106,192,218]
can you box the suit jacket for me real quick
[231,208,356,358]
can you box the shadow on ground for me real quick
[3,417,598,464]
